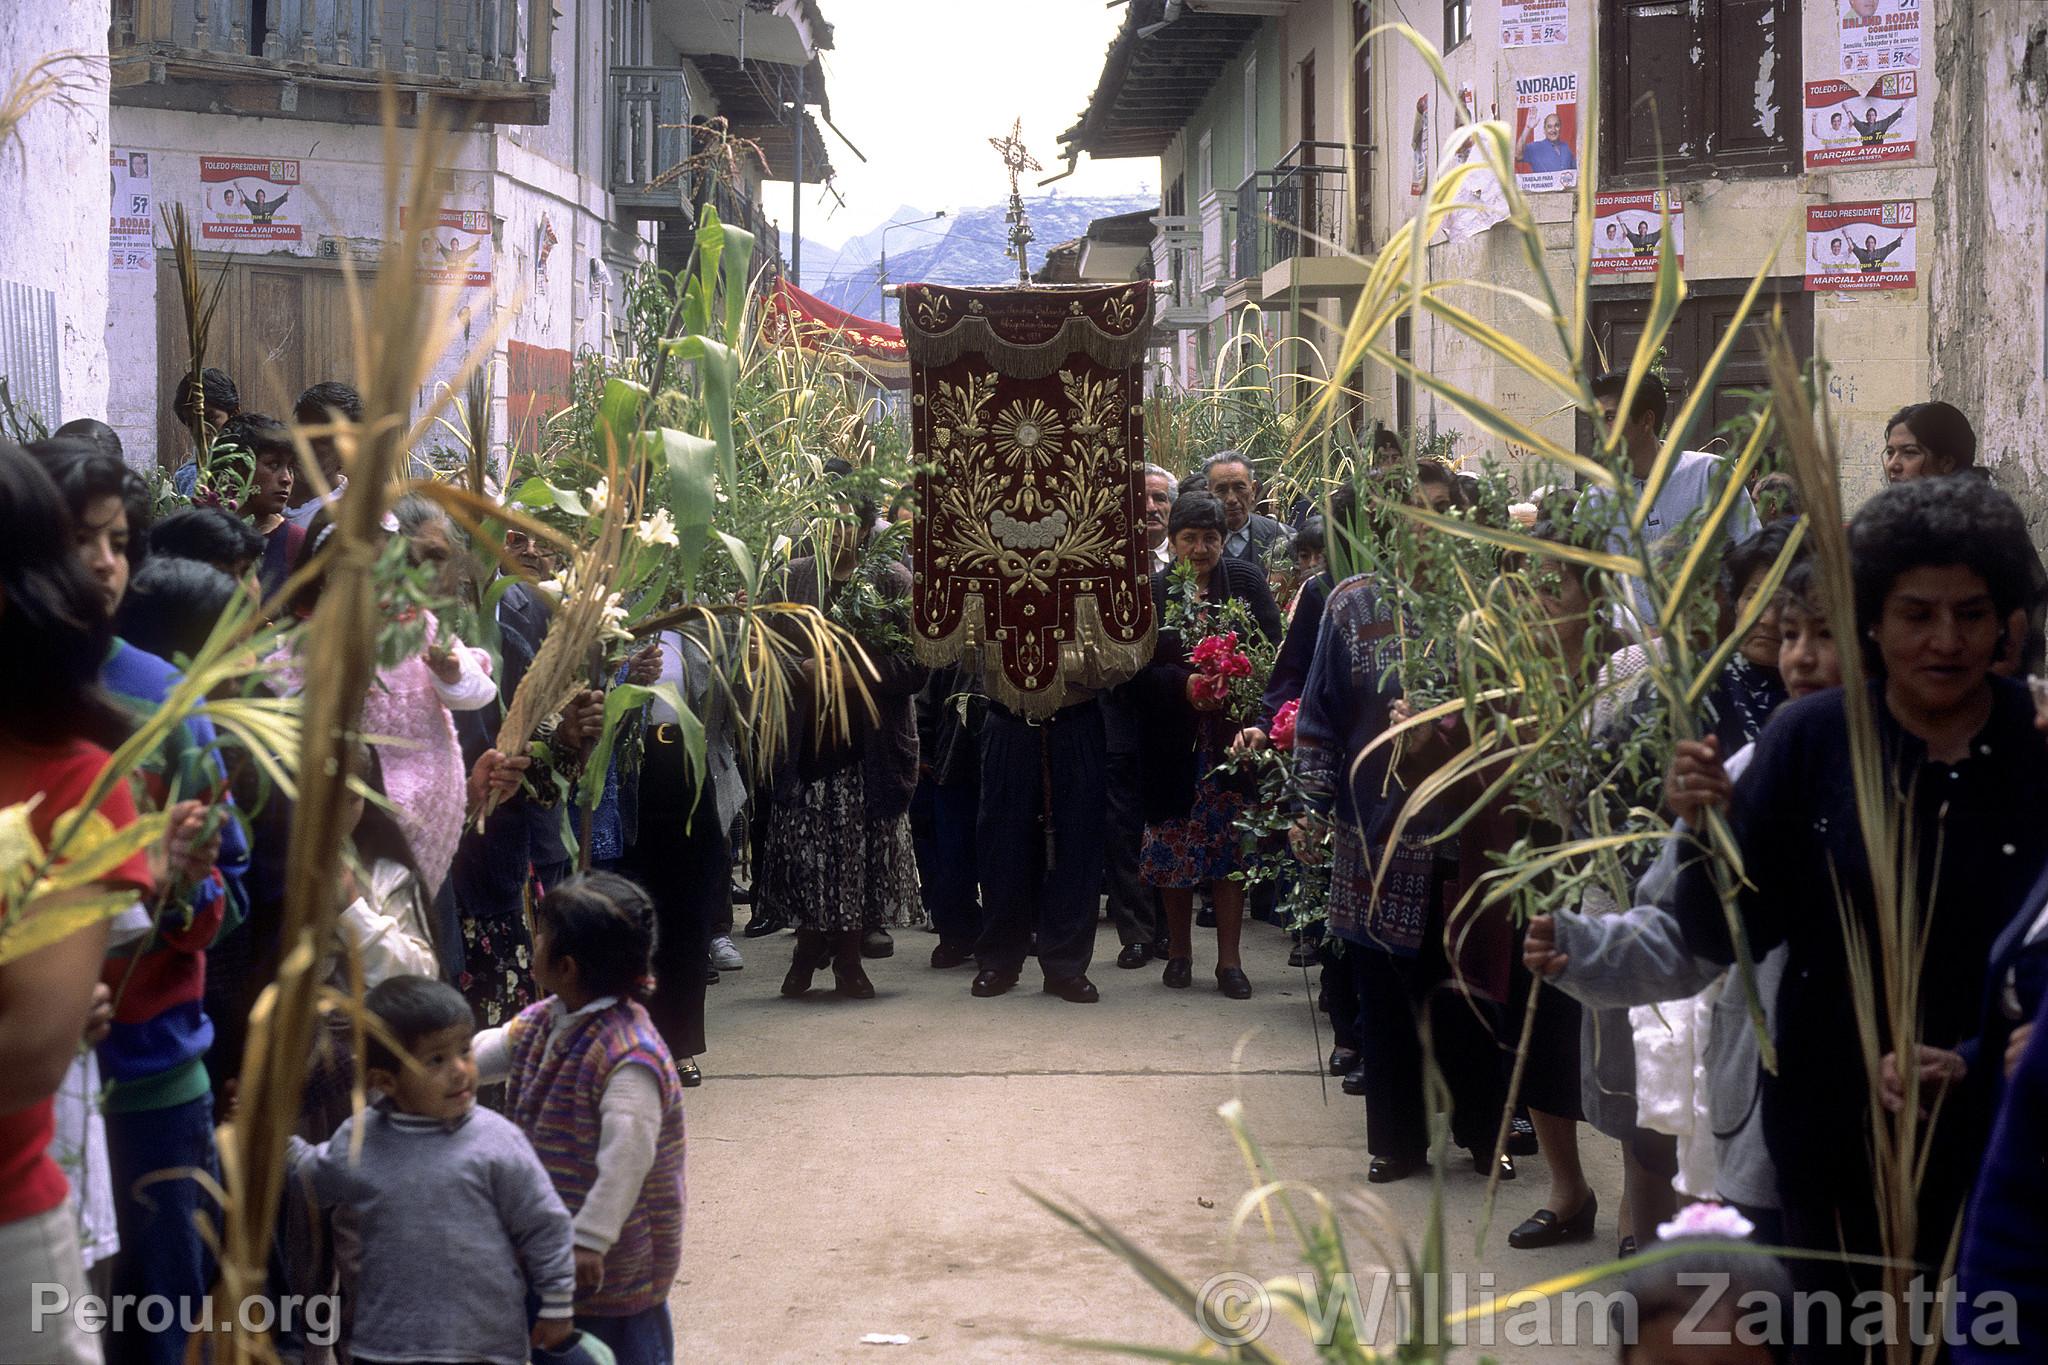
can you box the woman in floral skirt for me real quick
[1131,493,1281,998]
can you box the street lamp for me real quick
[877,211,948,324]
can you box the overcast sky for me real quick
[765,0,1154,250]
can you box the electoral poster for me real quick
[1591,190,1684,276]
[1500,0,1567,47]
[1806,200,1917,292]
[109,149,154,273]
[405,206,494,288]
[1804,72,1918,169]
[1512,73,1580,193]
[1839,0,1920,75]
[200,156,304,243]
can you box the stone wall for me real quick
[1929,0,2048,521]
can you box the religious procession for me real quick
[1,0,2044,1361]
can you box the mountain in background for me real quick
[794,193,1157,320]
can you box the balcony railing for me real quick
[1233,141,1368,282]
[611,67,690,216]
[113,0,553,124]
[1151,214,1205,330]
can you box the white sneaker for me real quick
[708,935,744,971]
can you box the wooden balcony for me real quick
[611,66,689,218]
[112,0,554,125]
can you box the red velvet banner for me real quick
[903,281,1156,716]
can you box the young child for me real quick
[1612,1220,1792,1364]
[286,976,581,1365]
[476,873,687,1365]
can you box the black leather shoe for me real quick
[1043,974,1100,1004]
[705,967,720,985]
[1469,1149,1516,1181]
[1196,906,1217,928]
[742,914,786,939]
[1328,1047,1361,1075]
[1367,1155,1424,1184]
[1287,941,1316,968]
[1341,1066,1367,1096]
[1507,1192,1597,1250]
[676,1059,702,1088]
[1215,965,1251,999]
[1161,956,1192,989]
[930,940,974,969]
[1507,1113,1539,1156]
[1148,940,1171,963]
[1115,943,1151,969]
[970,968,1018,998]
[862,928,895,960]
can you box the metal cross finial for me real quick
[990,118,1042,282]
[989,117,1042,198]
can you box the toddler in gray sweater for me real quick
[287,976,580,1365]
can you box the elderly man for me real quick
[1203,451,1285,565]
[1142,463,1176,574]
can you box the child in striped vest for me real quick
[476,872,686,1365]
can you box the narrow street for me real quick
[674,913,1621,1362]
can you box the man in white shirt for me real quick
[1143,462,1176,575]
[1583,370,1758,634]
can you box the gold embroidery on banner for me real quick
[1099,288,1138,333]
[913,290,954,331]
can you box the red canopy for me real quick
[759,278,909,388]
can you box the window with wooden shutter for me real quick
[1603,0,1799,181]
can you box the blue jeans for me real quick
[910,775,981,946]
[105,1093,221,1365]
[580,1303,675,1365]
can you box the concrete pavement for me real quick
[671,914,1622,1362]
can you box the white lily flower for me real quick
[638,508,679,548]
[587,476,611,518]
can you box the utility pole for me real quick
[878,211,948,324]
[790,60,805,282]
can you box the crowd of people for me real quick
[1,356,2045,1365]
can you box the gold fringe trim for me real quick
[912,593,1157,718]
[903,313,1152,378]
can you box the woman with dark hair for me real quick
[149,506,265,580]
[762,463,930,1000]
[1134,492,1282,998]
[26,437,247,1365]
[1882,400,1977,483]
[0,442,174,1364]
[1673,476,2048,1348]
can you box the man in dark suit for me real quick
[1203,450,1285,565]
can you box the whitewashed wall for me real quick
[0,3,113,440]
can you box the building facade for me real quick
[2,0,832,474]
[1064,0,2042,508]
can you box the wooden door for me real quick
[156,251,370,468]
[1581,285,1812,456]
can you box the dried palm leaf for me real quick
[163,204,232,458]
[203,85,506,1365]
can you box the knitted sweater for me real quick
[287,1103,576,1365]
[276,611,494,897]
[503,996,685,1317]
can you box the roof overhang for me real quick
[1058,0,1264,163]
